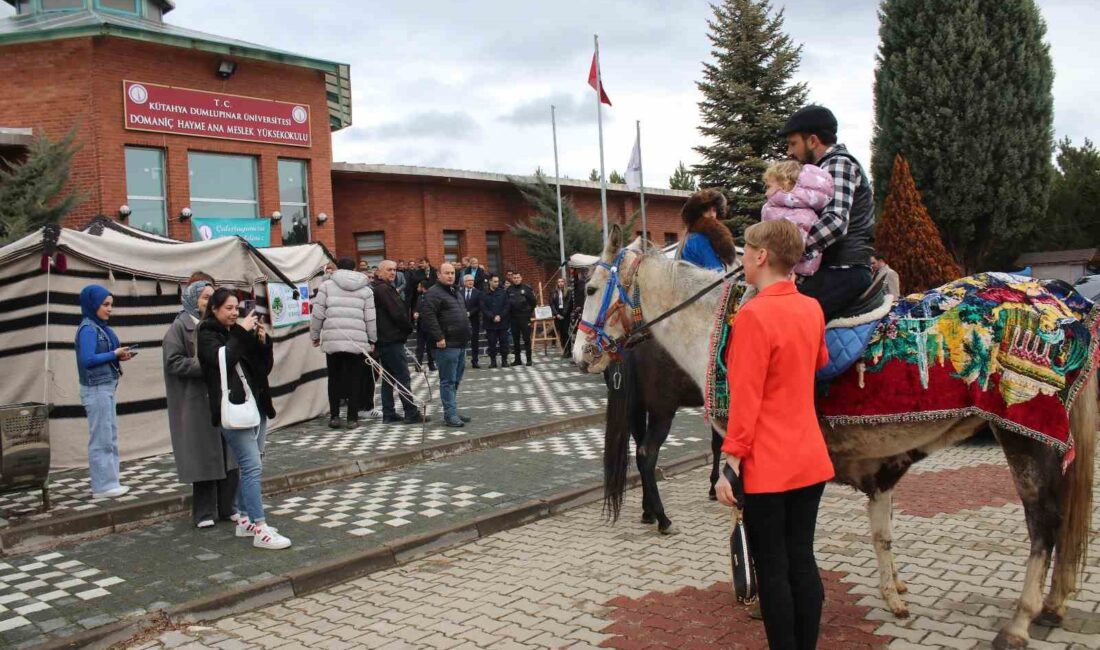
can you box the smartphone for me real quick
[128,343,140,350]
[238,299,256,319]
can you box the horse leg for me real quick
[992,427,1062,650]
[640,416,676,535]
[868,489,910,618]
[633,418,656,525]
[708,429,722,500]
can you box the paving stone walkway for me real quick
[122,441,1100,650]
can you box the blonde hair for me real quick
[764,160,802,191]
[744,219,804,271]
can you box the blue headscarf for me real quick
[79,284,120,349]
[182,281,211,319]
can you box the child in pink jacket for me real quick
[761,160,834,276]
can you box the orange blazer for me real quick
[721,280,835,494]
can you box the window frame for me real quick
[442,230,463,265]
[277,158,310,245]
[123,146,168,237]
[94,0,140,16]
[664,233,679,247]
[187,151,259,219]
[39,0,86,12]
[485,231,504,276]
[355,231,386,268]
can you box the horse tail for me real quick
[1053,368,1097,598]
[603,354,637,522]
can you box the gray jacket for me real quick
[162,312,236,484]
[311,269,378,354]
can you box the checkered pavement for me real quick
[0,553,124,633]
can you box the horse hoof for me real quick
[895,579,908,595]
[641,513,657,525]
[891,605,910,619]
[1034,608,1064,627]
[992,630,1028,650]
[658,522,679,536]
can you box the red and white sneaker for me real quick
[252,524,291,550]
[235,517,253,538]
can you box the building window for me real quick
[485,231,504,276]
[41,0,84,11]
[278,159,309,245]
[665,233,679,247]
[188,152,258,218]
[442,230,462,264]
[356,232,386,268]
[124,147,167,236]
[95,0,139,14]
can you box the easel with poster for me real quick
[531,284,561,355]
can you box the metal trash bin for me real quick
[0,402,51,512]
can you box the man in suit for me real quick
[549,276,569,352]
[459,257,488,292]
[460,274,484,368]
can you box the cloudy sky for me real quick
[4,1,1094,188]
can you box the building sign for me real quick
[192,217,271,247]
[123,81,311,147]
[268,283,312,329]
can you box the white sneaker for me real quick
[252,524,291,550]
[91,485,130,499]
[358,408,383,420]
[235,518,253,538]
[197,519,215,529]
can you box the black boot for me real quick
[489,359,497,368]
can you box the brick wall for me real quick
[0,36,336,250]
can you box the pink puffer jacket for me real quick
[761,164,834,276]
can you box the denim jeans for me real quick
[379,342,417,419]
[222,417,265,523]
[434,347,465,421]
[80,379,121,494]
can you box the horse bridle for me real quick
[577,248,647,359]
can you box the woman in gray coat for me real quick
[163,281,239,528]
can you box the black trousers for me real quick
[326,352,364,420]
[797,266,873,322]
[379,341,418,419]
[743,481,827,650]
[486,328,508,362]
[416,330,435,367]
[510,319,533,361]
[468,317,481,365]
[553,317,568,351]
[359,354,379,411]
[192,467,239,525]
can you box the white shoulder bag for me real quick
[218,346,261,429]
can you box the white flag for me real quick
[625,133,642,190]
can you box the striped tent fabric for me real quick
[0,225,331,470]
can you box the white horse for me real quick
[572,225,1096,649]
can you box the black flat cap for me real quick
[777,105,838,137]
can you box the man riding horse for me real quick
[779,105,876,321]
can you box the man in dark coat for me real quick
[480,274,510,368]
[506,271,537,366]
[549,276,569,352]
[419,263,472,427]
[404,257,436,314]
[373,260,428,424]
[458,257,488,291]
[460,274,484,368]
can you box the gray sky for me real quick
[3,1,1094,188]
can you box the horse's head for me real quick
[572,224,646,373]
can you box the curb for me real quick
[1,411,605,555]
[40,451,712,650]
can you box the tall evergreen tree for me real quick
[669,162,697,191]
[872,0,1054,273]
[693,0,807,209]
[608,170,626,185]
[588,169,600,182]
[0,129,83,244]
[1038,137,1100,251]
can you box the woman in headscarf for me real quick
[678,188,737,271]
[163,280,240,528]
[75,285,134,498]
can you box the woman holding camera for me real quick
[197,288,289,550]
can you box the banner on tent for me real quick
[192,218,271,247]
[268,282,311,328]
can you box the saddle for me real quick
[816,274,893,382]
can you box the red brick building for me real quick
[0,1,693,288]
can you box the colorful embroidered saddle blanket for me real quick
[818,273,1100,453]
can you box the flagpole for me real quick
[552,105,567,283]
[594,34,609,242]
[636,120,647,250]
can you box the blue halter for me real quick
[578,248,642,356]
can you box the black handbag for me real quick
[725,463,758,604]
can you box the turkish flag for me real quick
[588,51,612,106]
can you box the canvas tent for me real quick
[0,221,333,469]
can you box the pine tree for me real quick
[872,0,1054,273]
[693,0,807,208]
[609,170,626,185]
[0,129,83,244]
[876,155,963,294]
[1038,137,1100,251]
[588,169,600,182]
[669,162,697,191]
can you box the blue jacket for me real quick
[75,318,120,386]
[480,288,511,330]
[681,232,725,271]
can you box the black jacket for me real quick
[549,288,568,319]
[372,278,414,344]
[460,286,483,321]
[197,318,275,428]
[507,283,537,321]
[419,282,472,348]
[481,287,511,330]
[404,267,437,303]
[818,147,875,268]
[458,267,488,291]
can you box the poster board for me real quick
[534,305,553,320]
[268,282,312,328]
